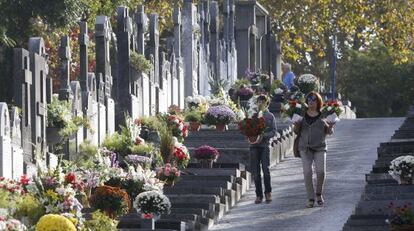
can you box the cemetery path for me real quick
[210,118,404,231]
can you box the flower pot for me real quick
[189,122,201,132]
[200,159,214,169]
[215,124,226,132]
[247,136,259,144]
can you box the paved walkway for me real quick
[210,118,404,231]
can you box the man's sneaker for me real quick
[265,192,272,203]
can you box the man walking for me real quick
[282,63,295,90]
[250,95,277,204]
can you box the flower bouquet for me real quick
[167,115,189,142]
[389,155,414,185]
[156,163,181,186]
[171,139,190,169]
[134,190,171,219]
[321,100,342,123]
[236,87,254,101]
[204,105,236,131]
[89,185,131,219]
[238,96,266,143]
[193,145,220,168]
[282,100,305,123]
[185,95,207,109]
[0,216,27,231]
[36,214,76,231]
[297,74,319,95]
[386,202,414,230]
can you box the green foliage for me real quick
[209,76,229,96]
[102,132,131,157]
[129,143,154,156]
[159,126,174,163]
[184,110,202,123]
[232,78,251,90]
[130,52,152,74]
[14,194,45,226]
[338,42,414,117]
[140,116,163,132]
[81,210,118,231]
[270,79,283,94]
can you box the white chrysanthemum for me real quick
[284,103,290,111]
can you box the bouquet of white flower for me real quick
[389,155,414,184]
[134,190,171,215]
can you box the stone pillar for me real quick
[69,81,83,159]
[209,1,220,80]
[136,5,147,56]
[173,7,185,108]
[0,103,12,178]
[116,6,133,127]
[183,0,198,97]
[79,21,89,93]
[12,48,33,167]
[58,36,72,101]
[10,107,23,179]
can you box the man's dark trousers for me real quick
[250,146,271,198]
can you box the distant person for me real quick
[293,91,334,208]
[250,95,277,204]
[282,63,295,90]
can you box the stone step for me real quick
[364,184,414,195]
[173,180,233,190]
[170,208,208,218]
[117,216,186,231]
[184,168,241,178]
[186,163,245,170]
[342,224,388,231]
[179,175,235,183]
[168,195,221,204]
[366,173,397,184]
[118,229,177,231]
[361,192,414,201]
[164,186,224,196]
[355,199,414,215]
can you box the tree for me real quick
[259,0,414,81]
[337,42,414,117]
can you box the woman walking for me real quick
[294,91,334,208]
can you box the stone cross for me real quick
[58,36,72,101]
[28,37,48,164]
[95,15,113,98]
[173,7,185,108]
[136,5,147,55]
[149,13,160,85]
[79,21,89,93]
[183,0,198,97]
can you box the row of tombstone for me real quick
[1,0,282,177]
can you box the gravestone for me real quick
[198,2,210,96]
[235,1,258,76]
[159,52,169,113]
[0,103,12,178]
[10,107,23,179]
[12,48,33,169]
[96,15,115,135]
[79,21,89,95]
[209,1,220,80]
[149,14,160,114]
[183,0,198,97]
[85,73,99,145]
[97,74,107,145]
[28,37,48,167]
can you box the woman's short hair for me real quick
[305,91,323,111]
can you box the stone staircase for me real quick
[342,109,414,231]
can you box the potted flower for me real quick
[184,111,202,132]
[321,100,343,123]
[297,74,319,95]
[134,190,171,229]
[90,185,131,219]
[193,145,220,169]
[156,163,181,186]
[236,87,254,101]
[172,141,190,169]
[36,214,76,231]
[282,100,305,123]
[389,155,414,185]
[387,202,414,230]
[204,105,236,131]
[166,115,188,142]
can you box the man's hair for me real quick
[283,63,291,71]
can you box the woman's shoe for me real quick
[306,199,315,208]
[316,193,324,206]
[255,197,263,204]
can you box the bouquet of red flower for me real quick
[172,144,190,169]
[156,163,181,186]
[167,115,189,142]
[238,116,266,143]
[282,100,304,122]
[321,100,342,123]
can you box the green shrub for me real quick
[130,52,152,74]
[81,211,118,231]
[184,111,202,123]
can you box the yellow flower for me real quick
[36,214,76,231]
[45,189,59,201]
